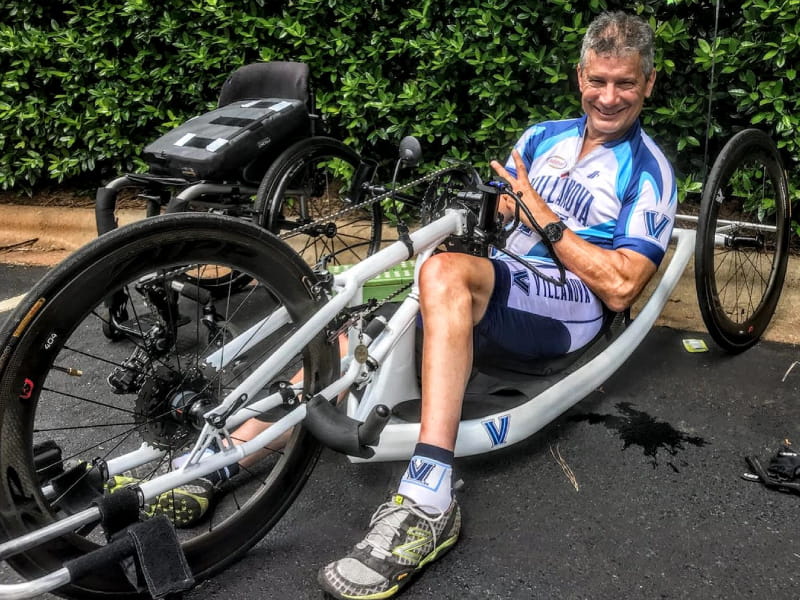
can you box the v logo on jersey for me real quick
[512,270,530,295]
[407,459,435,484]
[644,210,671,240]
[482,415,510,446]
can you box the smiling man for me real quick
[318,11,677,600]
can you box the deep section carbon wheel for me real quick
[0,213,339,598]
[695,128,790,353]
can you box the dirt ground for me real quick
[1,187,798,346]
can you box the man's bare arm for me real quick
[491,150,657,312]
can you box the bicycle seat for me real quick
[472,308,630,380]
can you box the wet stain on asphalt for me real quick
[570,402,708,471]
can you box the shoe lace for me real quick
[363,499,447,559]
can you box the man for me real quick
[317,10,677,600]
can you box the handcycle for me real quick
[0,128,790,599]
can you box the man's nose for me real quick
[598,83,618,105]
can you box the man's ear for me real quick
[576,64,584,92]
[645,69,657,98]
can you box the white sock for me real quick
[396,444,454,513]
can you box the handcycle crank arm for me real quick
[0,517,186,600]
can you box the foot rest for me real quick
[66,516,194,599]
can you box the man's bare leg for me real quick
[317,252,495,597]
[417,253,496,451]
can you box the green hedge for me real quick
[0,0,798,215]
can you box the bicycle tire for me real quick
[180,265,255,298]
[0,213,339,598]
[695,128,791,353]
[256,136,382,266]
[167,194,256,298]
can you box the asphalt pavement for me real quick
[1,263,800,599]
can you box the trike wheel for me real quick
[0,213,339,598]
[695,128,790,353]
[180,264,255,298]
[256,136,382,266]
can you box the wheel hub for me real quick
[135,366,216,449]
[309,220,337,238]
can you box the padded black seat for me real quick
[472,308,630,379]
[217,61,312,110]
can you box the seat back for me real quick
[217,61,313,112]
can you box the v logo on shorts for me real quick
[512,270,530,295]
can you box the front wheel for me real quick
[256,136,382,267]
[695,128,791,353]
[0,213,339,598]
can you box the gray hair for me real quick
[580,11,655,78]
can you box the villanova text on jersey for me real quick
[499,115,677,267]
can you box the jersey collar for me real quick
[577,114,642,148]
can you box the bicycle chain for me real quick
[290,162,471,337]
[325,278,416,343]
[277,163,468,241]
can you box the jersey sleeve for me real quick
[613,141,677,267]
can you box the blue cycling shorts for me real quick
[472,259,605,362]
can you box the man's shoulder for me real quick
[635,126,673,169]
[517,117,584,159]
[629,128,678,206]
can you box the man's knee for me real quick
[419,254,495,320]
[421,252,490,283]
[420,253,461,287]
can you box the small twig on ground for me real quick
[0,239,38,253]
[550,444,579,491]
[782,361,800,382]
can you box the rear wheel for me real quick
[0,213,339,598]
[257,136,382,266]
[695,129,790,353]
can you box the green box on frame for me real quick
[327,260,416,303]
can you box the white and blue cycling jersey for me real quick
[497,114,677,267]
[474,116,677,360]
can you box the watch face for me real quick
[545,221,565,242]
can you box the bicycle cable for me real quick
[490,184,568,287]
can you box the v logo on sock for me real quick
[402,458,448,492]
[407,459,436,484]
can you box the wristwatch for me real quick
[543,220,567,243]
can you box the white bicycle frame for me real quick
[47,210,699,505]
[139,211,698,496]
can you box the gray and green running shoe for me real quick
[318,493,461,599]
[104,470,215,529]
[148,477,215,528]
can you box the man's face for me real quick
[577,49,656,143]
